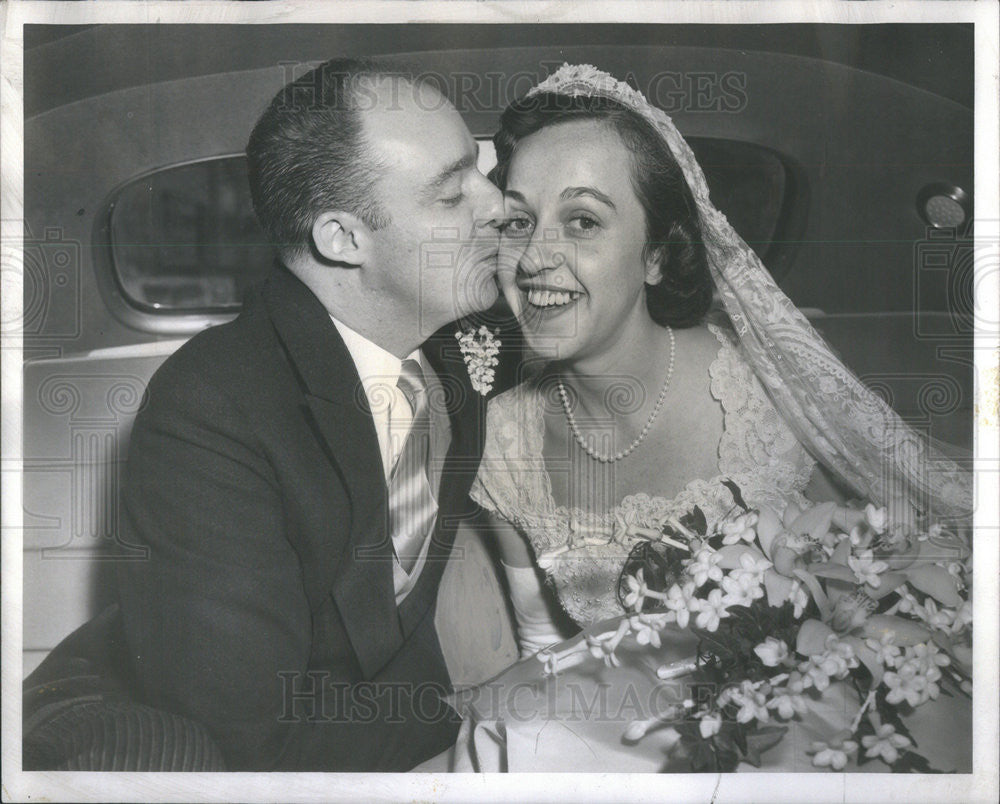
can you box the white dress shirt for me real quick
[330,316,446,603]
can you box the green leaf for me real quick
[829,538,852,566]
[866,571,907,600]
[763,571,795,608]
[832,506,865,534]
[690,741,717,772]
[892,751,941,774]
[904,564,963,607]
[789,501,837,541]
[721,479,748,511]
[796,618,835,656]
[681,506,708,536]
[714,746,740,772]
[716,544,765,570]
[731,722,749,756]
[809,562,857,583]
[861,615,931,646]
[740,725,788,767]
[842,635,884,686]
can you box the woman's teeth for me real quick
[526,289,580,307]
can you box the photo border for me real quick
[2,2,997,802]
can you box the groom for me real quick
[115,59,503,770]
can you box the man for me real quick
[115,58,503,770]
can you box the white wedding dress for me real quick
[471,322,817,626]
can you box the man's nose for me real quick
[474,177,504,232]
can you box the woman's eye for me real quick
[503,216,535,237]
[568,214,600,234]
[440,193,464,207]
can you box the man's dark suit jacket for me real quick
[116,266,487,771]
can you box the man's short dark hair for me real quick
[246,57,407,260]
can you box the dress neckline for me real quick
[527,323,735,527]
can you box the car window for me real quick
[109,157,272,312]
[107,139,793,318]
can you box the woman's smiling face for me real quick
[500,119,661,363]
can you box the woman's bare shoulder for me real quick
[674,321,730,368]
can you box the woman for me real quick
[471,64,972,655]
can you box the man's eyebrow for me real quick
[504,189,528,204]
[425,143,480,192]
[559,186,616,209]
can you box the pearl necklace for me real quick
[557,326,676,463]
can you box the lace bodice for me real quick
[470,324,816,625]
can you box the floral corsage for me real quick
[455,324,500,396]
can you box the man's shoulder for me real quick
[143,288,287,415]
[154,311,263,385]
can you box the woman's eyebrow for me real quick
[560,186,616,209]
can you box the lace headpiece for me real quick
[526,64,971,520]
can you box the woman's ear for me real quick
[644,245,665,285]
[311,211,369,266]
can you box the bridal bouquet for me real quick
[536,483,973,772]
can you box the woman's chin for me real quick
[522,331,582,362]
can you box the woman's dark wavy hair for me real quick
[491,92,712,328]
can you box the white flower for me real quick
[898,642,950,701]
[848,525,869,549]
[698,710,723,739]
[687,548,724,588]
[808,732,858,770]
[895,586,923,617]
[785,670,807,694]
[622,569,648,611]
[664,581,698,629]
[753,637,789,667]
[721,512,759,545]
[629,612,670,648]
[950,600,973,635]
[825,635,859,666]
[798,639,856,693]
[865,632,901,668]
[732,680,770,725]
[847,549,889,588]
[864,504,888,534]
[798,656,833,692]
[767,687,808,720]
[695,588,730,632]
[720,574,756,608]
[861,723,911,764]
[730,551,773,586]
[787,579,810,618]
[921,599,956,632]
[883,663,928,707]
[585,623,629,669]
[537,649,560,677]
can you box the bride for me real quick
[471,64,972,656]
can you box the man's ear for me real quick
[311,211,370,266]
[644,246,665,285]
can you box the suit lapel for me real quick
[262,267,404,679]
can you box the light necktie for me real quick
[388,359,438,574]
